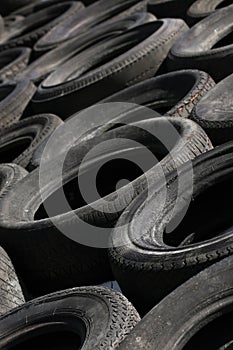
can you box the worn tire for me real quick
[0,2,84,51]
[0,47,31,82]
[168,5,233,82]
[12,0,77,16]
[191,72,233,146]
[103,70,215,118]
[187,0,233,26]
[20,12,156,84]
[31,19,188,118]
[0,287,140,349]
[0,114,63,171]
[0,79,36,128]
[0,116,211,296]
[110,141,233,315]
[118,255,233,350]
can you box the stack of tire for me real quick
[0,0,233,349]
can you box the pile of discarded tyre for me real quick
[1,0,233,348]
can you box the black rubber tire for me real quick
[168,5,233,82]
[20,12,156,84]
[187,0,233,26]
[148,0,196,19]
[0,116,211,297]
[0,79,36,128]
[191,73,233,146]
[33,0,148,53]
[31,19,188,119]
[0,2,84,52]
[0,114,63,171]
[103,70,215,118]
[109,141,233,315]
[0,287,140,350]
[118,255,233,350]
[0,47,31,82]
[0,0,32,16]
[12,0,78,16]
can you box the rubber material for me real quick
[0,79,36,128]
[191,73,233,146]
[0,287,140,349]
[20,12,156,84]
[118,255,233,349]
[33,0,148,52]
[168,5,233,82]
[12,0,78,16]
[31,19,188,119]
[0,47,31,82]
[0,114,63,171]
[110,141,233,315]
[0,117,212,296]
[187,0,233,26]
[0,0,31,16]
[103,70,215,118]
[0,2,84,52]
[148,0,196,19]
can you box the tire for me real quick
[0,287,140,350]
[187,0,233,26]
[0,116,212,297]
[12,0,78,16]
[168,5,233,82]
[31,19,188,119]
[148,0,196,19]
[118,255,233,350]
[191,72,233,146]
[0,47,31,82]
[33,0,148,52]
[0,114,63,171]
[0,2,84,51]
[20,12,156,84]
[0,79,36,128]
[109,141,233,315]
[103,70,215,118]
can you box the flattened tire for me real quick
[0,79,36,128]
[0,47,31,82]
[168,5,233,82]
[31,19,188,118]
[109,141,233,315]
[103,70,215,118]
[118,255,233,350]
[0,287,140,349]
[191,72,233,146]
[0,114,63,171]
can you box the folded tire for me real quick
[148,0,196,19]
[33,0,148,53]
[0,79,36,128]
[0,47,31,82]
[20,12,156,84]
[187,0,233,26]
[31,19,188,118]
[118,255,233,350]
[110,141,233,315]
[12,0,77,16]
[0,114,63,171]
[168,5,233,82]
[0,2,84,51]
[103,70,215,118]
[0,116,211,296]
[0,287,140,349]
[191,73,233,146]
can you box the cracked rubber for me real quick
[168,5,233,82]
[118,255,233,350]
[0,79,36,128]
[0,116,212,297]
[20,12,156,84]
[109,141,233,315]
[0,114,63,171]
[0,287,140,350]
[0,47,31,82]
[103,69,215,118]
[31,19,188,119]
[191,73,233,146]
